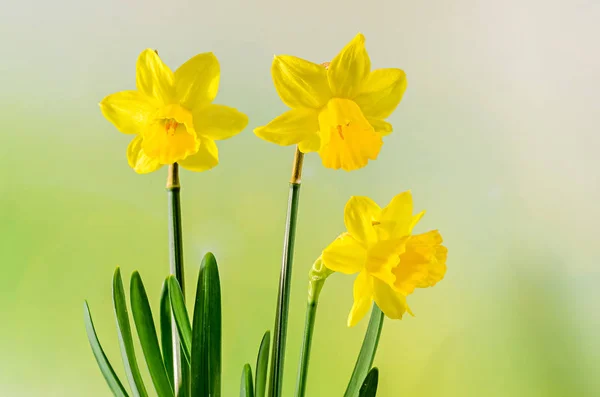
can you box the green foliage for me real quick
[359,368,379,397]
[84,252,223,397]
[113,268,148,397]
[159,279,174,389]
[167,276,192,363]
[85,254,386,397]
[190,253,222,396]
[240,364,255,397]
[254,331,271,397]
[130,272,174,397]
[344,305,384,397]
[83,301,129,397]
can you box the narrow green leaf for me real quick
[130,271,174,397]
[344,304,384,397]
[358,368,379,397]
[180,363,191,397]
[254,331,270,397]
[160,278,174,388]
[168,275,192,363]
[240,364,255,397]
[83,301,129,397]
[190,252,222,397]
[113,268,148,397]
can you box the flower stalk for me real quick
[268,147,304,397]
[295,257,333,397]
[167,163,186,395]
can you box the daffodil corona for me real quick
[100,49,248,173]
[322,191,447,326]
[254,33,407,171]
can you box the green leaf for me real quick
[343,304,384,397]
[190,252,222,397]
[160,278,174,388]
[254,331,270,397]
[113,268,148,397]
[180,363,191,397]
[130,271,174,397]
[168,275,192,363]
[83,301,129,397]
[358,368,379,397]
[240,364,255,397]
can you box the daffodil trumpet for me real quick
[269,147,304,397]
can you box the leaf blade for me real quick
[344,304,384,397]
[113,267,148,397]
[130,271,174,397]
[160,278,174,388]
[240,364,255,397]
[83,301,129,397]
[168,275,193,363]
[254,331,270,397]
[190,252,222,397]
[358,368,379,397]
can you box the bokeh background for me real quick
[1,0,599,395]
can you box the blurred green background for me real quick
[1,0,598,395]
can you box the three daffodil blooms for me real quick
[100,49,248,173]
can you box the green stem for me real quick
[294,256,332,397]
[268,148,304,397]
[294,299,317,397]
[167,163,186,396]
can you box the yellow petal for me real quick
[379,191,416,239]
[355,68,407,119]
[126,136,162,174]
[368,118,393,136]
[298,132,321,153]
[193,104,248,141]
[174,52,220,110]
[322,232,367,274]
[411,210,425,231]
[271,55,331,109]
[394,230,447,294]
[318,98,383,171]
[136,49,175,103]
[254,108,319,146]
[328,33,371,98]
[344,196,381,246]
[348,270,374,327]
[178,137,219,172]
[99,91,160,134]
[373,278,408,320]
[392,252,427,296]
[366,237,408,285]
[141,105,200,164]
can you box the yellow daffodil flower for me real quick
[100,49,248,174]
[322,191,447,326]
[254,33,407,171]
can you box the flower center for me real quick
[318,98,383,171]
[141,105,200,165]
[164,119,179,136]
